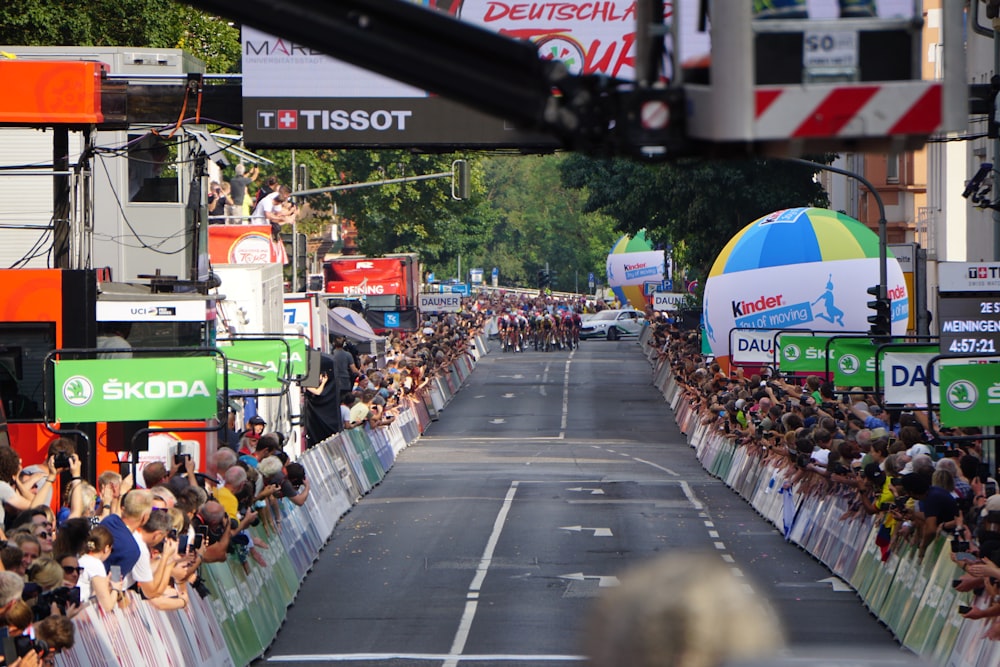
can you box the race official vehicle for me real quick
[578,309,646,341]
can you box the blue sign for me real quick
[450,283,470,296]
[492,267,499,277]
[662,279,674,292]
[588,272,595,287]
[384,312,400,328]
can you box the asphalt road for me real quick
[258,339,901,666]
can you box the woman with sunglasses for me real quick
[58,554,84,588]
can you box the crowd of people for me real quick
[651,315,1000,639]
[207,166,298,231]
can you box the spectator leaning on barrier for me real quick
[192,500,232,565]
[100,487,148,585]
[77,525,127,612]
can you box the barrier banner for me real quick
[208,225,286,264]
[903,542,964,658]
[56,350,484,667]
[646,334,983,667]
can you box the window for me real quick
[128,133,179,202]
[886,153,900,183]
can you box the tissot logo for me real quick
[256,109,413,132]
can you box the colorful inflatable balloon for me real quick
[606,230,665,310]
[702,207,908,364]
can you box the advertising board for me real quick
[418,293,463,313]
[54,358,218,422]
[241,1,710,147]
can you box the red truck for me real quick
[322,253,421,310]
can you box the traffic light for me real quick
[537,269,550,289]
[866,285,891,339]
[452,159,470,200]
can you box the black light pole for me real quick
[785,157,888,303]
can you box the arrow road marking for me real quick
[818,576,853,592]
[566,487,604,495]
[489,418,506,424]
[560,525,613,537]
[502,393,515,398]
[559,573,620,587]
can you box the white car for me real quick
[579,309,646,340]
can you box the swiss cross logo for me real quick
[277,110,298,130]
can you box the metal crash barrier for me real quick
[55,335,488,667]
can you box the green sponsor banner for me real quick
[701,328,713,356]
[939,363,1000,427]
[286,337,308,377]
[777,334,832,373]
[218,339,291,390]
[832,338,878,386]
[54,357,217,422]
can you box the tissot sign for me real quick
[241,0,713,148]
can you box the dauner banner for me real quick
[54,358,218,422]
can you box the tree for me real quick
[560,155,830,284]
[0,0,240,73]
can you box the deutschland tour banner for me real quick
[54,357,218,422]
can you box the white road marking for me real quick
[714,542,726,550]
[443,482,519,667]
[632,457,680,477]
[267,653,584,662]
[721,554,735,564]
[559,573,621,587]
[566,487,605,495]
[560,354,572,436]
[679,480,703,510]
[560,525,614,537]
[708,530,719,538]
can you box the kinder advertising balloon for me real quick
[702,208,908,363]
[606,230,665,309]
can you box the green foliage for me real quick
[0,0,240,73]
[477,154,618,289]
[560,154,830,283]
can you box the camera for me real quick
[32,586,80,620]
[951,528,970,553]
[174,453,191,466]
[962,162,993,204]
[53,452,71,470]
[4,635,49,662]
